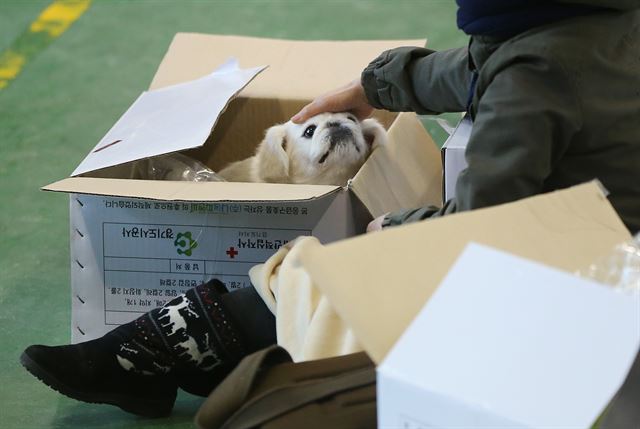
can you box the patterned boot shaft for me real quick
[117,279,246,378]
[116,312,175,375]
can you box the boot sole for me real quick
[20,351,175,418]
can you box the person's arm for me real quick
[381,55,582,228]
[361,46,471,114]
[292,46,471,124]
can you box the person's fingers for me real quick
[351,104,375,121]
[292,79,371,123]
[366,213,388,233]
[366,217,381,233]
[290,110,306,124]
[292,95,372,123]
[291,105,313,124]
[292,91,350,123]
[291,98,331,123]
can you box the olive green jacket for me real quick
[362,7,640,233]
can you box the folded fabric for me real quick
[249,236,363,362]
[194,345,376,429]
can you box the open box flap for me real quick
[70,59,266,177]
[350,112,442,217]
[297,181,632,363]
[149,33,427,96]
[43,177,341,202]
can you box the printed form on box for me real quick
[378,242,640,429]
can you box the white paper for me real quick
[379,243,640,428]
[72,59,267,177]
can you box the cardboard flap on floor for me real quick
[70,59,266,177]
[297,181,632,363]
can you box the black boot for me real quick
[20,325,177,417]
[21,279,276,417]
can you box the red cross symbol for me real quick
[226,247,239,259]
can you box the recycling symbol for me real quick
[174,231,198,256]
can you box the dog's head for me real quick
[252,112,387,185]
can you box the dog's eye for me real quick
[303,125,316,138]
[347,115,357,123]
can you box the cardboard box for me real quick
[43,34,443,342]
[302,182,638,429]
[378,243,640,428]
[441,114,471,202]
[299,181,632,362]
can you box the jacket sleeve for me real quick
[383,55,582,227]
[361,46,471,114]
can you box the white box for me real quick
[377,243,640,428]
[441,114,471,202]
[67,190,358,341]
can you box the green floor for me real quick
[0,1,466,428]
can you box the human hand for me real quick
[366,213,389,233]
[291,79,374,124]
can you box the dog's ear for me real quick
[361,118,388,149]
[253,124,290,182]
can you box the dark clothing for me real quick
[456,0,602,38]
[221,285,276,351]
[361,6,640,234]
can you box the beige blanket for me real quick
[248,236,363,362]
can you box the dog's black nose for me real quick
[329,127,354,146]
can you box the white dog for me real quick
[218,112,387,185]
